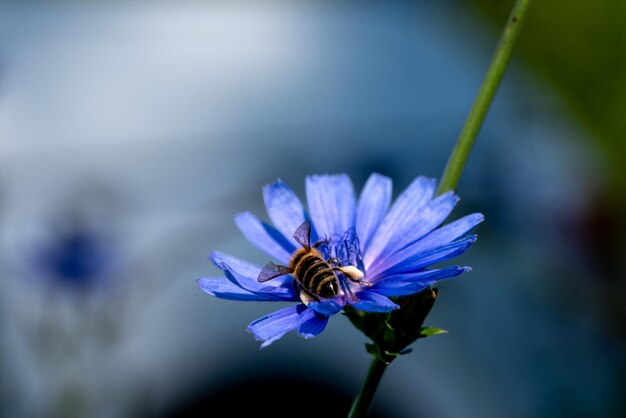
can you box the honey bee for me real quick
[257,221,370,301]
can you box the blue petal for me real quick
[210,251,262,279]
[263,179,308,248]
[295,309,329,338]
[196,277,268,301]
[371,266,470,296]
[211,251,291,288]
[392,191,459,249]
[307,299,343,315]
[350,291,399,312]
[363,176,436,269]
[219,263,298,301]
[356,173,392,252]
[247,305,306,348]
[372,267,472,296]
[201,253,293,301]
[370,282,433,297]
[422,213,484,248]
[374,266,471,286]
[306,174,356,240]
[366,190,459,272]
[373,213,484,275]
[370,236,477,279]
[368,213,485,281]
[235,211,295,264]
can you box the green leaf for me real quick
[419,327,448,338]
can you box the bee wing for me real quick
[257,262,293,283]
[293,221,311,250]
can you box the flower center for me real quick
[315,228,364,273]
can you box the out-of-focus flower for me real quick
[34,222,114,291]
[198,173,483,347]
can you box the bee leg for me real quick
[334,266,372,287]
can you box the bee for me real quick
[257,221,370,302]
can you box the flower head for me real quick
[34,222,115,291]
[197,173,483,347]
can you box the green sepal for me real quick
[345,287,443,364]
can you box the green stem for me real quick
[348,357,388,418]
[437,0,533,194]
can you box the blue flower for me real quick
[197,174,483,347]
[34,225,114,291]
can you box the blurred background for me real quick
[0,1,624,417]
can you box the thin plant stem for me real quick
[437,0,533,194]
[348,357,387,418]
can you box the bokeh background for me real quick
[1,1,624,417]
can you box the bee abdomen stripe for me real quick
[308,267,333,290]
[315,275,337,295]
[302,264,326,289]
[294,254,319,277]
[302,261,327,289]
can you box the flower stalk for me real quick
[437,0,533,195]
[348,357,387,418]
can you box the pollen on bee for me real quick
[338,265,364,280]
[298,290,316,306]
